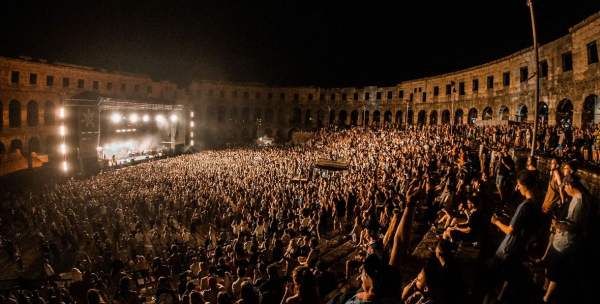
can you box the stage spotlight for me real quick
[111,113,121,123]
[130,114,139,123]
[59,108,65,118]
[63,161,68,172]
[61,144,66,154]
[156,115,165,122]
[191,140,194,146]
[190,112,194,118]
[143,115,150,122]
[170,114,178,122]
[60,125,66,136]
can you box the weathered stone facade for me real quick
[3,12,600,151]
[190,12,600,146]
[0,56,187,158]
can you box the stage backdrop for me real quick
[77,106,100,159]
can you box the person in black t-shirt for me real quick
[443,196,483,243]
[334,194,347,234]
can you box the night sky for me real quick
[2,0,600,88]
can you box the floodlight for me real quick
[170,114,178,122]
[130,114,139,123]
[111,113,121,123]
[156,115,165,122]
[143,115,150,122]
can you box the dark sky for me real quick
[2,0,600,88]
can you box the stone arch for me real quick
[454,108,464,125]
[373,110,381,124]
[305,109,312,125]
[441,109,451,124]
[241,107,250,122]
[44,100,56,126]
[417,110,427,125]
[229,107,239,122]
[0,100,3,132]
[254,107,262,122]
[292,107,302,124]
[498,105,510,120]
[339,110,348,125]
[45,135,57,155]
[429,110,438,125]
[384,110,392,123]
[288,127,300,140]
[28,137,41,154]
[276,129,285,141]
[264,108,274,123]
[329,109,336,125]
[515,104,528,123]
[27,100,39,126]
[10,139,24,154]
[0,140,5,154]
[217,106,226,122]
[316,109,325,127]
[582,94,600,128]
[277,108,286,124]
[350,110,359,126]
[9,99,21,128]
[468,108,478,125]
[264,128,273,137]
[363,110,369,125]
[407,110,413,124]
[395,110,403,124]
[482,107,493,120]
[538,102,549,125]
[556,99,573,126]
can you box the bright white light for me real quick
[59,108,65,118]
[190,112,194,118]
[111,113,121,123]
[130,114,139,123]
[170,114,178,122]
[156,115,165,122]
[143,115,150,122]
[126,129,131,132]
[190,132,194,138]
[190,121,194,127]
[259,137,263,140]
[61,144,66,154]
[191,140,194,146]
[60,125,65,136]
[63,161,68,171]
[116,130,121,133]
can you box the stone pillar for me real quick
[547,109,557,126]
[572,110,582,128]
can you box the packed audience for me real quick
[0,122,597,304]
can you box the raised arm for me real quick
[389,183,423,269]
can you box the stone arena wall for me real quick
[190,12,600,145]
[2,12,600,151]
[0,56,186,157]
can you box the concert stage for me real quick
[60,97,190,177]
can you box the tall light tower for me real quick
[528,0,540,156]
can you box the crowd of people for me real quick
[0,122,597,304]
